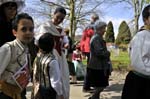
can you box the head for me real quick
[0,2,17,21]
[52,6,66,25]
[142,5,150,26]
[38,33,55,54]
[64,28,69,35]
[75,44,80,51]
[95,21,107,36]
[12,13,34,45]
[91,13,99,23]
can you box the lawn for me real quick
[110,50,130,70]
[82,50,130,70]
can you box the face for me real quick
[97,26,106,36]
[91,17,98,23]
[52,12,66,25]
[13,19,34,45]
[4,2,17,21]
[144,16,150,26]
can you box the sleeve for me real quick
[49,60,63,95]
[130,33,150,72]
[63,36,69,44]
[72,51,77,60]
[32,57,39,82]
[91,36,110,58]
[0,44,11,79]
[87,29,94,37]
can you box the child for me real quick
[121,4,150,99]
[72,45,86,79]
[32,33,64,99]
[0,13,34,99]
[36,7,70,99]
[67,54,77,84]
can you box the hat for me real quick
[0,0,25,11]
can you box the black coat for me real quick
[88,33,111,70]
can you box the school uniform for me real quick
[33,53,63,99]
[0,39,30,99]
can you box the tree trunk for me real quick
[70,0,75,40]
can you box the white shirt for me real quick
[129,30,150,75]
[49,60,63,96]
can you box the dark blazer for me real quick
[88,33,111,70]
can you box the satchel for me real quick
[0,80,21,99]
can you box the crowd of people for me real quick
[0,0,150,99]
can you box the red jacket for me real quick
[80,28,94,53]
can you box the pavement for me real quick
[26,71,126,99]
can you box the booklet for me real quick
[12,60,31,90]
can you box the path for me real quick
[26,71,127,99]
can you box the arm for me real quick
[86,29,94,37]
[63,36,69,49]
[130,33,150,72]
[0,44,11,79]
[49,60,63,97]
[91,36,110,58]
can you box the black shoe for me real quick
[83,88,95,93]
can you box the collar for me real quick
[142,25,150,30]
[14,39,27,52]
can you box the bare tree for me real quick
[108,0,150,36]
[38,0,106,40]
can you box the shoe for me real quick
[83,88,95,93]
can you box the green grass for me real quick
[110,50,130,69]
[82,50,130,70]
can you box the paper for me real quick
[12,61,31,90]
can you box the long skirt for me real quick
[86,68,109,87]
[122,71,150,99]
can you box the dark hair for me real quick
[64,28,69,35]
[54,6,66,15]
[0,2,17,21]
[12,13,34,31]
[142,5,150,21]
[38,33,54,53]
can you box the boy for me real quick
[0,13,34,99]
[32,33,64,99]
[121,4,150,99]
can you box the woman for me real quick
[87,21,112,99]
[0,0,24,46]
[35,7,70,99]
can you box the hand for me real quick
[58,95,64,99]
